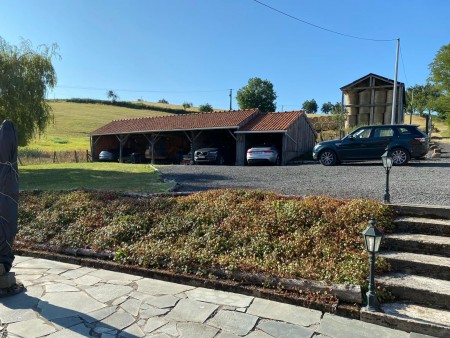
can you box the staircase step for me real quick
[379,251,450,280]
[394,216,450,236]
[376,273,450,309]
[383,233,450,257]
[361,302,450,337]
[392,204,450,220]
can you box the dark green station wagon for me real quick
[313,125,430,166]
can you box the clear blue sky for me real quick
[1,0,449,111]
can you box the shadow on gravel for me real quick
[408,162,450,168]
[162,172,228,182]
[336,162,382,167]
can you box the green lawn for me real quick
[19,162,174,193]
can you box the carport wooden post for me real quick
[115,134,129,163]
[281,134,288,165]
[236,134,246,166]
[144,134,161,164]
[184,131,202,164]
[91,136,101,161]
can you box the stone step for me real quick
[376,273,450,310]
[393,216,450,237]
[392,204,450,220]
[379,251,450,281]
[361,302,450,337]
[382,233,450,257]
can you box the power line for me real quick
[56,85,231,94]
[251,0,397,42]
[399,46,410,87]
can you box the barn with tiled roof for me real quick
[90,109,316,165]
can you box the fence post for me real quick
[74,150,79,163]
[53,151,57,163]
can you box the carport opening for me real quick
[244,133,283,164]
[193,129,237,165]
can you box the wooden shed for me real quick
[340,73,406,128]
[89,109,316,166]
[234,111,316,165]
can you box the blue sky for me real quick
[1,0,449,111]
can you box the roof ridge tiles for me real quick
[110,108,259,122]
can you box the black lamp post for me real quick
[381,151,393,203]
[362,219,383,312]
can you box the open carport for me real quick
[89,109,316,165]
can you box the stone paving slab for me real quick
[248,297,322,327]
[1,255,439,338]
[85,283,134,303]
[165,298,218,323]
[186,287,254,307]
[318,313,410,338]
[6,318,56,337]
[207,309,258,336]
[39,291,106,320]
[135,278,195,295]
[258,319,315,338]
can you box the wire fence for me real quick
[18,149,92,166]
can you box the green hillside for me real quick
[24,101,198,151]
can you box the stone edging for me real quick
[14,240,361,304]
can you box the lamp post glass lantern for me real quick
[362,219,383,312]
[381,151,393,203]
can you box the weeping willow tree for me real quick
[0,37,59,146]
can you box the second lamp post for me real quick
[381,151,393,203]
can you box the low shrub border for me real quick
[17,189,395,307]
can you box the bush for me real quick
[199,103,213,112]
[17,189,394,285]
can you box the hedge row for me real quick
[65,98,193,115]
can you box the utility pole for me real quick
[229,89,232,110]
[391,38,400,125]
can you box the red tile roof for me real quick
[237,111,305,132]
[90,109,259,135]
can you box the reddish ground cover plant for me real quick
[18,189,394,285]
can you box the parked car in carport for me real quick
[194,147,226,165]
[98,148,133,162]
[313,124,429,166]
[247,144,280,165]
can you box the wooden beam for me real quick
[227,129,237,141]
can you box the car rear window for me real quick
[398,126,427,137]
[374,128,394,137]
[398,127,413,135]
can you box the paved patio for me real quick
[0,255,428,337]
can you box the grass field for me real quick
[23,101,197,152]
[19,162,174,193]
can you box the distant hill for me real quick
[25,100,199,151]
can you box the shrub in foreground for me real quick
[18,189,394,285]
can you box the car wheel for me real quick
[319,150,337,166]
[275,156,281,166]
[391,148,410,165]
[216,156,225,165]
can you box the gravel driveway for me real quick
[157,141,450,206]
